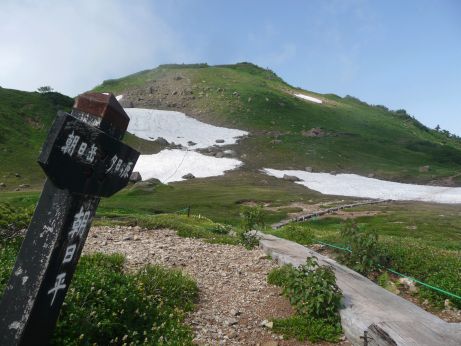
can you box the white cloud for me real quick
[0,0,191,96]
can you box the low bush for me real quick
[283,257,342,319]
[267,257,343,342]
[339,221,380,275]
[276,223,315,245]
[267,264,293,286]
[1,241,198,345]
[240,205,265,232]
[272,315,342,343]
[0,203,33,239]
[380,239,461,309]
[239,206,265,249]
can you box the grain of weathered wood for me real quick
[257,232,461,346]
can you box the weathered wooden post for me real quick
[0,93,139,345]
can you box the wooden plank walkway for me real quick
[271,199,392,229]
[257,232,461,346]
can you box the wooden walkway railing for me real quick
[272,199,392,229]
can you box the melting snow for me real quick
[263,169,461,204]
[125,108,248,149]
[135,149,242,183]
[294,93,322,104]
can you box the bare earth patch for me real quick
[84,226,349,345]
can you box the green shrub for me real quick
[52,253,198,345]
[267,265,293,286]
[339,221,380,275]
[267,258,343,342]
[280,223,315,245]
[0,203,33,240]
[272,315,342,343]
[0,237,22,292]
[1,240,198,345]
[284,257,342,320]
[240,205,265,232]
[206,223,231,235]
[239,206,265,249]
[379,239,461,309]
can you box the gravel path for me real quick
[84,226,348,345]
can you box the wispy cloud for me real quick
[0,0,190,96]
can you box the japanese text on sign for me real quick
[61,131,97,163]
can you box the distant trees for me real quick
[37,86,54,93]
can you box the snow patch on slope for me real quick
[263,169,461,204]
[135,149,242,183]
[294,93,322,104]
[125,108,248,149]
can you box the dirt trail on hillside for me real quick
[83,226,349,346]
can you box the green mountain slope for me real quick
[92,63,461,185]
[0,88,74,189]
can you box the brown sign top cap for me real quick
[73,92,129,134]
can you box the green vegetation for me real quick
[267,202,461,308]
[0,88,73,190]
[0,203,33,239]
[272,316,342,343]
[338,221,380,275]
[1,229,198,345]
[238,205,266,248]
[90,62,461,185]
[0,171,330,227]
[267,258,343,343]
[100,213,240,245]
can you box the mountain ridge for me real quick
[1,62,461,190]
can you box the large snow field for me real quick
[135,149,242,184]
[125,108,248,149]
[263,169,461,204]
[294,93,323,104]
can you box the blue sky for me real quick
[1,0,460,134]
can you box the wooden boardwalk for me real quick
[271,199,392,229]
[257,232,461,346]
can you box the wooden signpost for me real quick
[0,93,139,345]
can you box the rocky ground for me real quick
[83,226,349,346]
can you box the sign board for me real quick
[38,111,139,197]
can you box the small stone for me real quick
[182,173,195,179]
[305,166,313,172]
[129,171,142,182]
[153,137,169,146]
[15,173,20,177]
[398,277,418,293]
[187,141,197,146]
[0,182,6,187]
[122,236,133,241]
[19,184,30,188]
[419,165,430,173]
[230,309,241,316]
[282,174,301,182]
[215,152,224,158]
[225,318,238,326]
[215,139,225,143]
[444,299,453,310]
